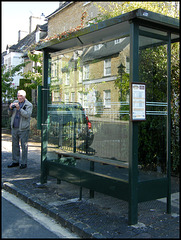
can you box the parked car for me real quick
[48,102,94,151]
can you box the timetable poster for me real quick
[131,83,146,121]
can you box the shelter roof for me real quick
[36,8,179,54]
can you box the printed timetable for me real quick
[131,83,146,121]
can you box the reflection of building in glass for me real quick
[50,37,130,120]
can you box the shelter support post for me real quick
[41,50,50,184]
[167,32,171,214]
[128,21,139,225]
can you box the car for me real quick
[48,102,94,152]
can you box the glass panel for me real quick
[138,33,168,180]
[46,37,130,180]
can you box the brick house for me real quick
[46,1,130,119]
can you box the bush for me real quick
[30,117,41,137]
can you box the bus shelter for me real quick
[36,9,179,225]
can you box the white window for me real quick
[36,31,40,43]
[104,90,111,108]
[71,92,75,102]
[64,93,69,103]
[78,92,83,105]
[114,38,125,45]
[125,56,130,73]
[54,62,57,77]
[51,62,57,77]
[83,64,89,80]
[78,70,82,83]
[104,59,111,76]
[32,61,35,73]
[94,44,103,51]
[52,90,60,102]
[65,72,70,85]
[83,93,88,109]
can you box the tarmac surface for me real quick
[1,129,180,238]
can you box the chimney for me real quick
[29,15,45,34]
[29,16,32,34]
[18,30,28,42]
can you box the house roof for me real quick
[46,2,73,19]
[9,23,48,54]
[62,37,130,71]
[82,38,130,63]
[9,31,36,53]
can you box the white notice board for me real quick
[131,83,146,121]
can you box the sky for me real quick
[1,1,60,52]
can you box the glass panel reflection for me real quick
[47,37,130,180]
[138,34,168,179]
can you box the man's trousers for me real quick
[11,128,30,165]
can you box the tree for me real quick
[20,51,43,89]
[92,1,179,22]
[1,62,28,102]
[92,1,180,174]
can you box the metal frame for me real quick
[36,9,179,225]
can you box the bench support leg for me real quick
[90,190,94,198]
[79,186,82,200]
[57,179,61,184]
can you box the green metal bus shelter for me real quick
[36,9,179,225]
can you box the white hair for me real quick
[18,90,26,97]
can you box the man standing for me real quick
[7,90,33,169]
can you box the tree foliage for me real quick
[20,51,43,89]
[92,1,179,23]
[93,1,180,174]
[1,62,28,101]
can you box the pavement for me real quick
[1,129,180,238]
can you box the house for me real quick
[2,10,48,88]
[46,1,128,119]
[3,45,24,87]
[2,21,48,103]
[46,2,109,37]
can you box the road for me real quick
[2,190,79,239]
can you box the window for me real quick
[52,90,60,102]
[32,61,35,73]
[94,44,103,51]
[114,38,125,44]
[51,62,57,77]
[83,64,89,80]
[78,92,83,105]
[64,93,69,103]
[125,56,130,73]
[71,92,75,102]
[83,93,88,109]
[104,90,111,108]
[65,72,70,85]
[78,70,82,83]
[104,59,111,76]
[36,31,40,43]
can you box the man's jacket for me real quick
[8,99,33,130]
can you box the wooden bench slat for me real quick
[54,150,129,168]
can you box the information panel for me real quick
[131,83,146,121]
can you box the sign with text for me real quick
[131,83,146,121]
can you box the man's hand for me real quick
[10,102,20,110]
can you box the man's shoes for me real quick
[8,162,19,168]
[20,164,27,169]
